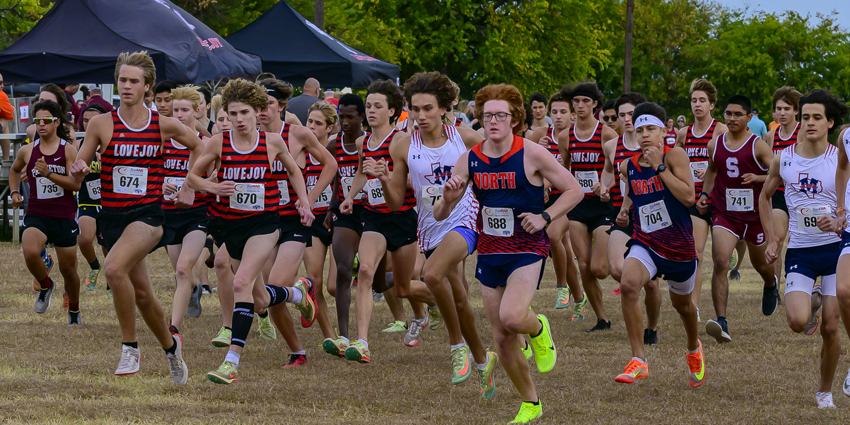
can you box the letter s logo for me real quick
[726,157,739,178]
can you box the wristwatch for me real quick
[654,164,667,175]
[541,211,552,224]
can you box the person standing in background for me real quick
[289,78,322,124]
[747,107,768,139]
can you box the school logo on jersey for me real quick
[424,163,453,184]
[791,173,822,199]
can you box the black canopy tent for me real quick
[227,1,399,88]
[0,0,262,84]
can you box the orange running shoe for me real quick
[687,340,706,388]
[615,358,648,384]
[62,292,69,310]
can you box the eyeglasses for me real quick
[602,115,617,122]
[34,117,59,125]
[481,112,512,122]
[723,111,747,119]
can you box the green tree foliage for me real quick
[0,0,52,50]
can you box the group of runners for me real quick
[8,51,850,423]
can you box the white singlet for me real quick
[780,144,840,248]
[408,124,478,252]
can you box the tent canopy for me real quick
[0,0,262,84]
[227,1,399,88]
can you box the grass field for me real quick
[1,242,849,424]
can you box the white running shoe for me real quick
[115,346,141,376]
[165,334,188,384]
[843,368,850,397]
[816,392,835,409]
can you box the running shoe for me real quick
[555,286,570,309]
[202,285,212,296]
[382,320,407,333]
[301,277,318,327]
[62,291,69,310]
[33,252,53,292]
[609,286,621,295]
[352,253,360,276]
[762,282,780,316]
[323,337,348,357]
[85,268,100,291]
[283,354,307,368]
[816,392,836,409]
[687,340,706,388]
[68,311,82,326]
[705,319,731,343]
[529,314,556,374]
[372,290,384,302]
[730,248,739,269]
[478,351,499,399]
[186,282,203,319]
[520,339,532,360]
[166,335,188,384]
[207,360,238,384]
[211,327,232,347]
[728,269,741,281]
[451,344,473,385]
[571,294,588,321]
[696,308,701,322]
[843,367,850,397]
[805,292,822,336]
[428,307,444,331]
[115,346,141,376]
[257,314,276,341]
[509,401,542,424]
[106,287,113,301]
[294,278,317,328]
[615,358,648,384]
[169,325,179,336]
[643,328,658,345]
[404,317,429,347]
[34,279,55,314]
[586,319,611,333]
[344,340,371,363]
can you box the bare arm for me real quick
[836,128,850,232]
[601,137,617,193]
[294,125,337,206]
[557,130,571,171]
[759,154,783,246]
[8,145,31,207]
[530,142,582,221]
[742,137,773,184]
[50,143,80,190]
[343,136,368,205]
[378,133,410,211]
[458,127,485,149]
[268,133,310,209]
[657,147,695,207]
[186,135,228,196]
[675,126,687,149]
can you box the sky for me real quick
[714,0,848,21]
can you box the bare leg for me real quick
[214,244,235,328]
[691,216,710,309]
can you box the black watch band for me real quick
[542,211,552,224]
[654,164,667,175]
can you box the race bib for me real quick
[420,185,442,211]
[690,161,707,183]
[113,166,147,195]
[36,177,63,199]
[163,177,185,201]
[277,180,290,205]
[366,179,385,206]
[86,179,101,200]
[341,176,363,200]
[575,171,599,193]
[639,200,672,233]
[310,184,333,209]
[797,206,831,234]
[231,183,264,212]
[482,207,514,237]
[726,188,754,212]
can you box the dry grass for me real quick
[0,242,849,424]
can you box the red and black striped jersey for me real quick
[545,126,563,196]
[162,135,209,210]
[269,123,305,216]
[210,131,280,220]
[335,132,367,205]
[363,129,416,213]
[305,152,332,214]
[101,109,164,212]
[567,121,605,199]
[610,134,641,208]
[771,123,799,192]
[683,119,717,202]
[454,116,462,127]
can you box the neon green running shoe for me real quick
[520,339,532,360]
[352,253,360,277]
[555,286,570,309]
[207,360,238,385]
[84,268,100,291]
[257,313,276,340]
[571,293,588,321]
[509,401,542,423]
[451,344,473,385]
[344,340,371,363]
[323,337,348,357]
[730,248,739,269]
[530,314,556,374]
[478,351,499,399]
[382,320,407,333]
[106,287,113,301]
[211,327,232,347]
[428,307,444,331]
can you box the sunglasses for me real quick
[34,117,59,125]
[602,115,617,122]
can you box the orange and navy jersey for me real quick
[101,109,164,212]
[335,132,367,205]
[683,119,717,201]
[269,123,304,216]
[161,135,209,210]
[363,129,415,213]
[210,131,280,219]
[771,123,799,192]
[545,126,562,196]
[567,121,605,199]
[305,152,332,214]
[469,135,549,257]
[610,135,641,208]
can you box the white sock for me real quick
[450,343,465,351]
[631,357,646,364]
[358,339,369,348]
[477,352,490,370]
[415,316,427,323]
[225,351,241,366]
[687,347,699,354]
[292,350,306,355]
[288,287,303,304]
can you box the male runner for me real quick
[558,82,619,332]
[529,92,550,130]
[437,83,582,423]
[69,51,198,383]
[698,95,778,343]
[77,104,108,292]
[832,108,850,402]
[601,99,623,136]
[153,80,177,118]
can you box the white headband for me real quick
[634,114,664,130]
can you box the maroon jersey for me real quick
[101,109,164,211]
[683,119,717,202]
[362,129,415,213]
[610,134,641,208]
[210,131,280,220]
[771,123,799,193]
[335,132,367,205]
[161,135,209,210]
[305,152,332,215]
[665,129,677,147]
[710,132,767,222]
[26,139,76,220]
[545,126,563,196]
[567,121,605,199]
[269,123,304,217]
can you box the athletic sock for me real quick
[292,350,306,355]
[164,336,177,355]
[428,305,438,311]
[358,339,369,348]
[530,319,543,338]
[631,357,646,364]
[231,302,255,348]
[288,287,303,304]
[450,343,465,351]
[477,352,490,370]
[68,302,79,312]
[225,350,240,367]
[528,399,541,406]
[38,276,52,289]
[687,347,699,354]
[89,259,100,270]
[123,342,138,349]
[224,326,232,331]
[265,285,290,307]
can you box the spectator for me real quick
[288,77,322,124]
[747,107,768,139]
[768,111,780,132]
[61,83,81,123]
[77,86,114,128]
[0,73,11,158]
[323,89,339,108]
[80,85,90,101]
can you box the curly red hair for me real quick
[474,84,525,135]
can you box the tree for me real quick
[0,0,52,50]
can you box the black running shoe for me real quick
[586,319,611,333]
[643,328,658,345]
[762,285,780,316]
[729,269,741,281]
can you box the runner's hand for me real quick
[518,212,546,234]
[741,173,758,185]
[835,215,847,233]
[323,211,333,231]
[34,158,49,177]
[297,203,315,227]
[163,182,178,196]
[645,146,663,169]
[695,168,706,180]
[764,241,778,265]
[442,175,466,205]
[175,188,195,208]
[340,198,353,215]
[537,136,552,149]
[212,180,235,197]
[696,195,708,215]
[817,215,836,233]
[70,159,90,179]
[11,192,22,209]
[616,208,629,227]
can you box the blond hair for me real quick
[689,78,718,105]
[308,101,339,126]
[170,85,202,110]
[115,51,156,87]
[211,94,223,118]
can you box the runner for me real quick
[9,100,82,324]
[601,92,662,344]
[436,83,582,423]
[763,89,846,408]
[832,102,850,402]
[196,86,213,135]
[664,118,677,147]
[698,95,778,343]
[612,102,705,387]
[211,94,231,135]
[558,82,619,332]
[153,80,177,117]
[528,92,549,130]
[529,93,586,316]
[69,52,197,383]
[601,99,623,136]
[185,78,316,384]
[76,104,108,293]
[368,71,496,394]
[676,78,728,319]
